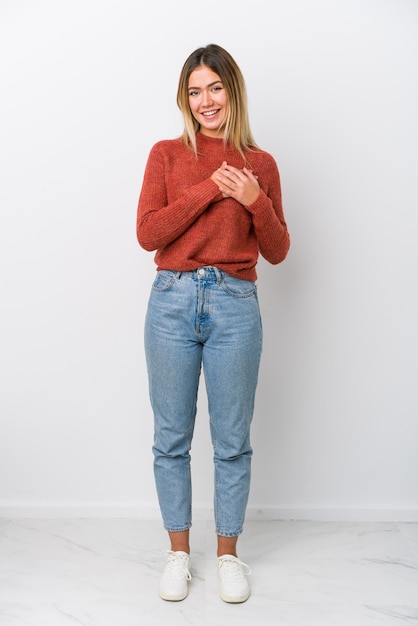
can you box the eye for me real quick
[188,90,199,97]
[212,86,222,93]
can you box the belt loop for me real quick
[213,267,223,283]
[175,271,182,279]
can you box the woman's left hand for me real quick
[214,161,260,206]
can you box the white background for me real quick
[0,0,417,520]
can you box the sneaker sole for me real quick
[158,587,189,602]
[220,589,250,603]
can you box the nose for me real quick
[202,89,213,107]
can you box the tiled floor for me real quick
[0,518,417,625]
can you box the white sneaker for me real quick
[217,554,251,603]
[158,550,192,601]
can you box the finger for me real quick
[216,171,239,187]
[242,167,259,181]
[223,164,245,180]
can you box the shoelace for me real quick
[217,555,251,581]
[164,550,192,581]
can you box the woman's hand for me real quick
[211,161,260,206]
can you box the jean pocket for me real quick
[220,274,257,298]
[151,270,176,292]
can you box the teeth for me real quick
[202,110,219,117]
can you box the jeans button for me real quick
[198,268,205,276]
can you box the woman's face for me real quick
[188,65,228,137]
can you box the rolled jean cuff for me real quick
[216,528,243,538]
[164,523,192,533]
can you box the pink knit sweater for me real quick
[137,133,290,281]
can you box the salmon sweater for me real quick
[136,132,290,281]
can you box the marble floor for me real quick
[0,518,417,625]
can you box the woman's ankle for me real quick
[168,529,190,554]
[217,534,238,557]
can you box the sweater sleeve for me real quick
[136,142,222,251]
[245,155,290,264]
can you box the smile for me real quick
[201,109,220,117]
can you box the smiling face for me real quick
[188,65,228,137]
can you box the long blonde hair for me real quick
[176,44,258,157]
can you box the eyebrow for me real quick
[188,80,223,91]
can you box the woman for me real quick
[136,43,290,603]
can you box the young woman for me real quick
[136,43,290,603]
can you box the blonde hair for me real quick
[176,44,258,157]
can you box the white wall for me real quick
[0,0,417,520]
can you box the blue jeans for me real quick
[144,266,263,537]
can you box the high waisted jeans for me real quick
[144,266,263,537]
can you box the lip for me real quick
[201,109,221,118]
